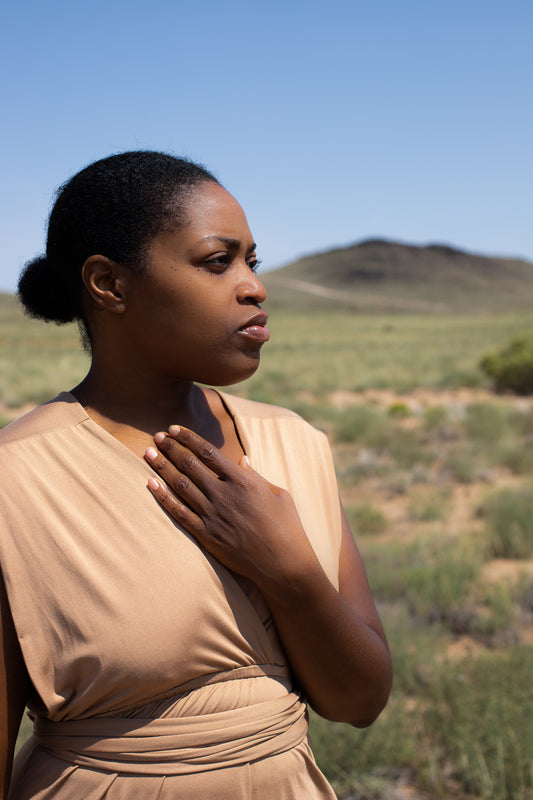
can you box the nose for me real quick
[237,267,267,305]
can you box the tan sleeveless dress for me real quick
[0,391,342,799]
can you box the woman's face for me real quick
[123,181,269,387]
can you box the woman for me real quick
[0,151,392,799]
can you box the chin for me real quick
[205,356,262,388]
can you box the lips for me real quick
[238,312,270,343]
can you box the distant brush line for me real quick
[268,277,449,313]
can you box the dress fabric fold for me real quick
[0,391,342,798]
[34,691,308,774]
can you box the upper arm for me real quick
[337,501,389,647]
[0,569,29,797]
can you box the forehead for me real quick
[179,182,252,238]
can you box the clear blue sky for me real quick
[1,0,532,292]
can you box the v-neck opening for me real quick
[57,388,252,469]
[208,388,250,461]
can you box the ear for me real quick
[81,255,129,314]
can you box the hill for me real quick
[262,239,533,313]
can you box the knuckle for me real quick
[174,475,190,494]
[200,443,217,463]
[181,454,197,473]
[239,471,255,490]
[174,502,188,521]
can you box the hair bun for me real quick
[17,255,78,324]
[17,151,218,337]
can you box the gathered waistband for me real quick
[34,692,308,775]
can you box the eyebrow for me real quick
[199,236,257,253]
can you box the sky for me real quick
[1,0,532,292]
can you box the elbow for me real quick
[310,698,388,728]
[348,695,390,728]
[313,663,393,728]
[310,683,392,728]
[352,671,393,727]
[345,689,392,729]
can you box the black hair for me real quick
[17,151,219,328]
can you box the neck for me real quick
[72,358,222,438]
[74,371,203,431]
[71,357,244,463]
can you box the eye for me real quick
[203,253,231,272]
[248,257,262,274]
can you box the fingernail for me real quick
[154,432,166,445]
[148,478,160,490]
[145,447,158,461]
[168,425,181,437]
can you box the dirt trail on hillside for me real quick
[268,276,450,312]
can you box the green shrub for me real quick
[387,428,431,468]
[480,334,533,395]
[363,536,481,628]
[332,405,390,446]
[346,504,388,536]
[309,700,419,798]
[498,442,533,475]
[424,648,533,799]
[379,602,447,695]
[511,406,533,435]
[408,487,451,521]
[424,405,449,430]
[312,644,533,800]
[471,582,517,640]
[482,486,533,558]
[438,365,485,389]
[404,552,481,625]
[519,578,533,609]
[444,446,478,483]
[387,401,410,418]
[464,402,508,443]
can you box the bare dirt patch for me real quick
[482,558,533,583]
[328,387,532,412]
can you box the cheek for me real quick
[152,301,230,354]
[134,273,233,349]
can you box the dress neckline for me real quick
[56,388,254,470]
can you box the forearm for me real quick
[261,563,392,727]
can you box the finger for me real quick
[167,425,241,481]
[151,434,222,496]
[147,478,205,539]
[144,447,207,514]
